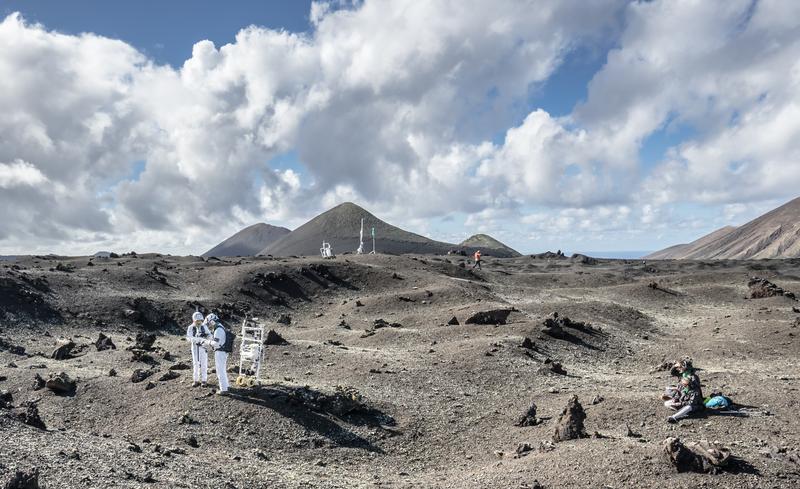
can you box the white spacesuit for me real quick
[204,313,230,395]
[186,311,210,387]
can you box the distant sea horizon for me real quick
[575,251,652,259]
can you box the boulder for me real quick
[265,330,289,345]
[95,333,116,351]
[19,403,46,430]
[0,338,25,356]
[45,372,76,395]
[277,314,292,325]
[51,340,76,360]
[663,437,732,474]
[553,395,588,442]
[3,468,40,489]
[158,371,180,382]
[465,309,514,325]
[129,332,156,351]
[515,401,541,427]
[131,369,153,383]
[539,359,567,376]
[126,297,175,329]
[168,362,190,371]
[0,389,12,409]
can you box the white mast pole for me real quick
[357,218,364,254]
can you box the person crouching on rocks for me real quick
[204,313,230,396]
[186,311,211,387]
[664,376,704,423]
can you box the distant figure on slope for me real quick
[473,250,482,270]
[186,311,210,387]
[203,313,231,395]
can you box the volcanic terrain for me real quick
[1,252,799,488]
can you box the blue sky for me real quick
[2,0,314,66]
[0,1,797,256]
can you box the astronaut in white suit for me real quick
[203,313,230,395]
[186,311,210,387]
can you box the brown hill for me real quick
[203,223,290,257]
[647,196,800,260]
[459,234,521,257]
[644,226,737,260]
[260,202,456,256]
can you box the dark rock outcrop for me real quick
[553,395,588,442]
[465,309,514,325]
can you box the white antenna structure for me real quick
[356,218,364,255]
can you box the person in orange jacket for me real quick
[472,250,482,269]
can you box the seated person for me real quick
[664,376,704,423]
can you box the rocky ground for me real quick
[1,252,799,488]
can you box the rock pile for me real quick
[372,318,402,329]
[541,312,594,339]
[748,277,796,300]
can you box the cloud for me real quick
[0,160,47,187]
[0,1,798,255]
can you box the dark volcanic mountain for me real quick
[260,202,456,256]
[203,223,291,257]
[459,234,521,257]
[647,196,800,259]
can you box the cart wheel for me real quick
[235,376,245,387]
[246,377,256,388]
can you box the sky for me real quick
[0,0,798,257]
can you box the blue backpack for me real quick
[704,395,733,409]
